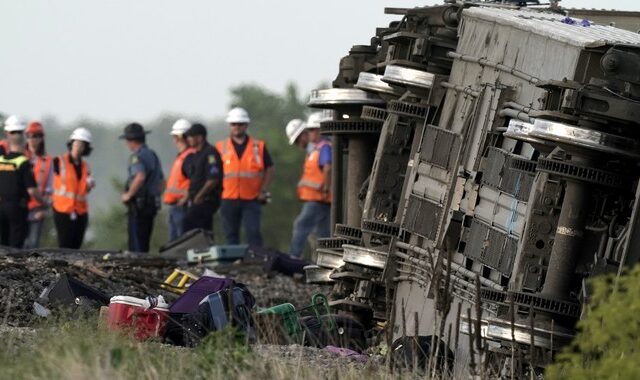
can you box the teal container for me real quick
[187,244,248,264]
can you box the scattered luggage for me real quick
[187,244,248,266]
[164,276,251,346]
[34,273,110,317]
[169,276,236,314]
[243,245,310,277]
[106,295,169,340]
[158,228,213,259]
[263,252,310,277]
[196,286,256,342]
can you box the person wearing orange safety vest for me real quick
[24,121,54,249]
[215,107,274,246]
[52,128,95,249]
[163,119,195,241]
[285,112,333,258]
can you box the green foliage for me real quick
[546,265,640,379]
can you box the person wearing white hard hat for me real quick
[215,107,275,246]
[163,119,195,241]
[0,115,27,155]
[0,115,45,247]
[51,127,95,249]
[285,112,333,258]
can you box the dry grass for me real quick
[0,318,424,380]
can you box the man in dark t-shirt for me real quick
[182,123,223,234]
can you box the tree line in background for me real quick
[1,82,312,253]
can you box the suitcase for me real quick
[198,287,256,341]
[159,228,213,259]
[187,245,248,265]
[169,276,236,314]
[164,277,250,346]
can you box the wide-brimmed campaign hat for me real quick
[119,122,151,140]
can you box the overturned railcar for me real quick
[304,2,640,376]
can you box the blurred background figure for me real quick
[52,128,94,249]
[163,119,194,242]
[216,107,274,247]
[285,112,332,258]
[120,123,164,253]
[183,123,222,235]
[24,121,53,249]
[0,115,44,248]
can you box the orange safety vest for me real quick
[215,136,265,200]
[52,153,89,215]
[163,147,194,205]
[28,155,52,210]
[297,140,332,203]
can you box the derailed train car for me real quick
[304,1,640,376]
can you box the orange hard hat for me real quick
[26,121,44,135]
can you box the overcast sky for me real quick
[1,0,638,125]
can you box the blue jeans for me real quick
[24,211,45,249]
[168,205,186,242]
[289,201,331,257]
[220,200,263,246]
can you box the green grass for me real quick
[0,319,396,380]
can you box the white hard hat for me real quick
[225,107,251,124]
[171,118,192,136]
[4,115,27,132]
[69,127,92,143]
[306,110,333,129]
[285,119,307,145]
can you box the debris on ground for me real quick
[0,250,331,328]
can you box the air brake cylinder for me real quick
[307,88,385,228]
[523,119,640,301]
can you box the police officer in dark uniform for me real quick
[0,116,45,247]
[182,123,223,234]
[119,123,164,253]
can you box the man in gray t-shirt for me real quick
[120,122,164,253]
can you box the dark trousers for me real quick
[220,200,262,246]
[183,200,218,235]
[0,202,28,248]
[128,212,156,253]
[53,211,88,249]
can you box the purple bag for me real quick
[169,276,235,314]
